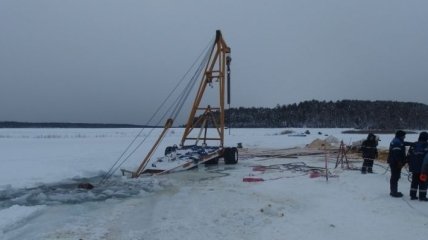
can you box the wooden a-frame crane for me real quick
[180,30,231,147]
[128,30,236,178]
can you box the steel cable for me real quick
[99,37,215,185]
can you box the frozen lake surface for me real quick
[1,128,427,240]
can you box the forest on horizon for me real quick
[2,100,428,129]
[224,100,428,129]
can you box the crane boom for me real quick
[180,30,231,147]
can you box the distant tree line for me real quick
[224,100,428,129]
[3,100,428,129]
[0,121,147,128]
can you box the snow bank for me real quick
[0,205,46,236]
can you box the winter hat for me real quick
[367,133,376,141]
[418,131,428,142]
[395,130,406,138]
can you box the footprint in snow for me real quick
[259,203,285,217]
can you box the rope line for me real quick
[248,162,338,180]
[99,37,215,185]
[170,41,214,120]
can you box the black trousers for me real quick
[410,173,428,198]
[362,158,374,173]
[390,163,402,194]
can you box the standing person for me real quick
[387,130,409,198]
[407,132,428,201]
[361,133,379,174]
[420,154,428,183]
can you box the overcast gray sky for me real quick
[1,0,428,125]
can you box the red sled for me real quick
[243,177,264,182]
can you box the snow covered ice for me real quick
[1,128,428,240]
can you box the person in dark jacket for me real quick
[407,131,428,201]
[361,133,379,174]
[387,130,411,198]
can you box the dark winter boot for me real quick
[361,167,367,174]
[368,160,374,173]
[410,189,418,200]
[390,192,403,198]
[390,176,399,196]
[419,191,428,201]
